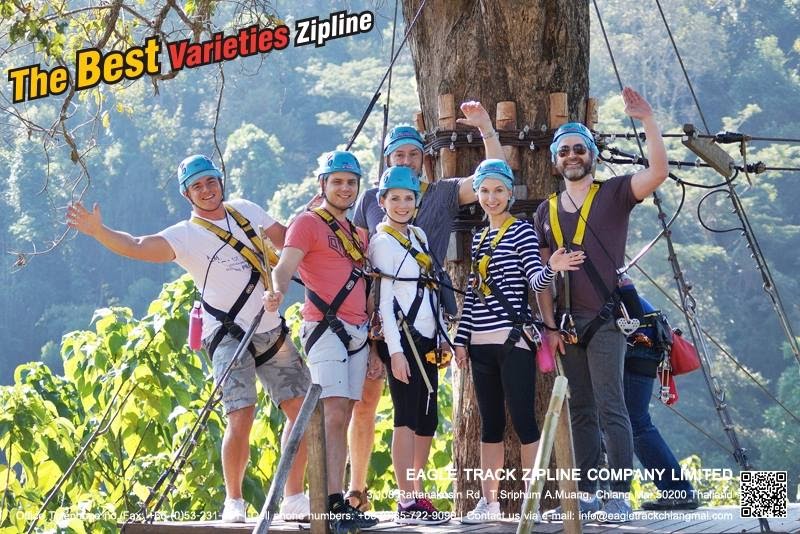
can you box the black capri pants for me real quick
[376,334,438,436]
[469,343,540,444]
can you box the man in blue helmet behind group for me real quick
[534,87,669,523]
[265,150,380,531]
[66,154,312,523]
[345,101,506,512]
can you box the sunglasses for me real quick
[557,144,588,158]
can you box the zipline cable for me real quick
[631,261,800,425]
[346,0,430,150]
[591,7,762,522]
[377,0,400,179]
[655,0,800,375]
[654,0,711,134]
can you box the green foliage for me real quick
[630,455,740,508]
[0,276,279,531]
[0,277,458,529]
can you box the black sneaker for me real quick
[396,497,450,525]
[330,500,380,530]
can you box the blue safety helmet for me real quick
[384,125,425,157]
[549,122,598,163]
[318,150,362,180]
[376,166,421,204]
[178,155,223,193]
[472,159,514,191]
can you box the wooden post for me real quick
[307,399,329,534]
[549,92,569,129]
[497,101,520,172]
[414,111,436,182]
[549,92,569,176]
[437,93,457,178]
[253,384,325,534]
[553,395,582,534]
[585,97,598,130]
[517,376,569,534]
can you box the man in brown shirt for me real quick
[535,87,668,523]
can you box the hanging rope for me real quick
[650,0,800,375]
[652,395,734,456]
[653,0,711,134]
[377,0,401,179]
[346,0,430,150]
[631,261,800,425]
[591,9,765,527]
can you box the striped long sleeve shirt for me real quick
[454,219,555,346]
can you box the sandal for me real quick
[344,488,371,512]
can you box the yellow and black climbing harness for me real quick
[471,215,517,297]
[191,204,286,366]
[304,207,370,356]
[469,216,536,355]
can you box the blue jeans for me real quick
[623,370,695,494]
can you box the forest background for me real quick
[0,0,798,531]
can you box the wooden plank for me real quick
[438,93,457,178]
[548,93,568,129]
[496,101,521,172]
[585,98,598,131]
[121,505,800,534]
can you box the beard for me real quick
[560,160,594,182]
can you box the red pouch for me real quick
[670,329,701,375]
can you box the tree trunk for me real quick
[402,0,589,516]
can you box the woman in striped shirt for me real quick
[454,159,583,523]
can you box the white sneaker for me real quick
[279,493,310,522]
[462,497,502,524]
[221,497,247,523]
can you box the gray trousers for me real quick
[562,316,633,493]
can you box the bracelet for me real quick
[481,129,498,140]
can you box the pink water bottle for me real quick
[537,332,556,373]
[188,301,203,351]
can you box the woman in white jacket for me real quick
[368,166,449,525]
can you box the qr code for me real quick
[740,471,788,518]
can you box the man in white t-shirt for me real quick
[66,154,312,523]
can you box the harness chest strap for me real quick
[312,207,366,264]
[380,225,433,274]
[473,216,517,296]
[224,205,280,265]
[380,225,431,335]
[547,182,599,338]
[191,205,279,286]
[190,204,284,365]
[304,208,369,356]
[548,182,600,249]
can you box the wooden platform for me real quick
[121,505,800,533]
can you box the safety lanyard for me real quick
[548,182,600,249]
[313,207,365,265]
[472,216,517,295]
[380,225,433,274]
